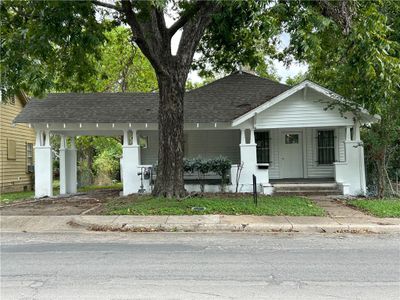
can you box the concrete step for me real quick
[274,186,339,191]
[274,191,342,196]
[272,182,342,196]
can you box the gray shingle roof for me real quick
[14,71,290,124]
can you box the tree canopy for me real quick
[70,26,158,93]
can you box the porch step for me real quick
[272,183,342,196]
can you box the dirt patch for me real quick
[0,189,120,216]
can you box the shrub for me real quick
[209,156,232,192]
[183,156,231,192]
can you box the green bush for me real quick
[209,156,231,192]
[183,156,231,192]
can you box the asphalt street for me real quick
[1,232,399,299]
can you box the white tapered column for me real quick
[34,130,53,198]
[239,128,258,192]
[59,136,77,195]
[121,129,141,195]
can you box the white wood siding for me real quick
[139,130,240,165]
[255,89,354,129]
[262,127,346,179]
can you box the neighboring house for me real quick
[1,92,35,193]
[14,71,379,198]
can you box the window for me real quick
[138,136,148,148]
[317,130,335,164]
[285,134,299,144]
[7,139,16,160]
[26,143,34,172]
[255,131,270,163]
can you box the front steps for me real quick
[272,182,342,196]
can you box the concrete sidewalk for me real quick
[1,213,399,234]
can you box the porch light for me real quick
[63,123,66,128]
[145,123,148,128]
[96,123,99,128]
[79,123,82,128]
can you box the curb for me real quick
[1,215,399,234]
[69,217,400,234]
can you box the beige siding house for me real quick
[0,93,35,193]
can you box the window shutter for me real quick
[7,139,16,160]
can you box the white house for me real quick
[14,71,379,198]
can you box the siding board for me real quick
[0,96,36,193]
[139,130,241,165]
[255,90,354,129]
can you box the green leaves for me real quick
[78,26,157,93]
[1,0,106,98]
[195,0,279,74]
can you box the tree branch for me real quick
[168,1,203,38]
[316,0,356,35]
[177,2,220,70]
[120,0,168,75]
[92,0,122,12]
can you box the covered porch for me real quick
[29,119,367,197]
[30,122,249,198]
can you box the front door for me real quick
[281,131,303,178]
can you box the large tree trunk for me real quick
[119,0,219,198]
[152,72,187,198]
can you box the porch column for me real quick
[335,121,366,195]
[353,121,361,141]
[121,129,141,195]
[34,130,53,198]
[59,135,77,195]
[345,126,352,141]
[239,128,258,192]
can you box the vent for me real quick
[236,103,251,108]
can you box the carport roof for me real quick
[14,71,290,124]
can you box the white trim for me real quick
[232,80,380,127]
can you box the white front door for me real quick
[280,131,303,178]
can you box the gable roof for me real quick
[14,71,290,124]
[232,80,380,126]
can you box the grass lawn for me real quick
[0,182,123,204]
[348,198,400,218]
[0,191,36,204]
[106,195,325,216]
